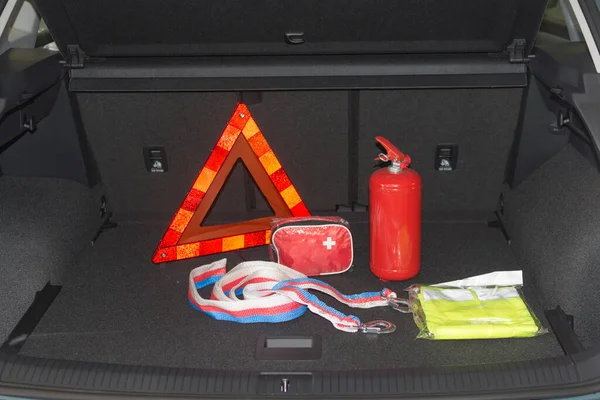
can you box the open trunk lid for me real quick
[35,0,547,91]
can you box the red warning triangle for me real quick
[153,103,310,263]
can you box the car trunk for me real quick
[0,87,594,368]
[1,0,600,398]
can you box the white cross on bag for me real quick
[322,237,336,250]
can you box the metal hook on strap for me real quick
[388,297,411,314]
[359,320,396,334]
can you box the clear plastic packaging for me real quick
[406,284,548,340]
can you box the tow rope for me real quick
[188,259,402,334]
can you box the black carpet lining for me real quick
[0,176,100,343]
[20,215,562,370]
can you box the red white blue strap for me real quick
[188,259,398,333]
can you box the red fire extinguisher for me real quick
[370,136,422,281]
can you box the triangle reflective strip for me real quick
[153,103,310,263]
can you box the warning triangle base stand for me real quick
[153,103,310,263]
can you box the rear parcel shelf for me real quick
[66,54,529,92]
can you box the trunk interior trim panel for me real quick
[0,353,585,398]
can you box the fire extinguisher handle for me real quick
[375,136,409,166]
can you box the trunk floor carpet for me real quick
[20,216,562,370]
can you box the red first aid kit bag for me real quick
[269,217,354,276]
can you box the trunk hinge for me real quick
[506,39,530,64]
[63,45,88,69]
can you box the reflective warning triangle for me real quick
[153,103,310,263]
